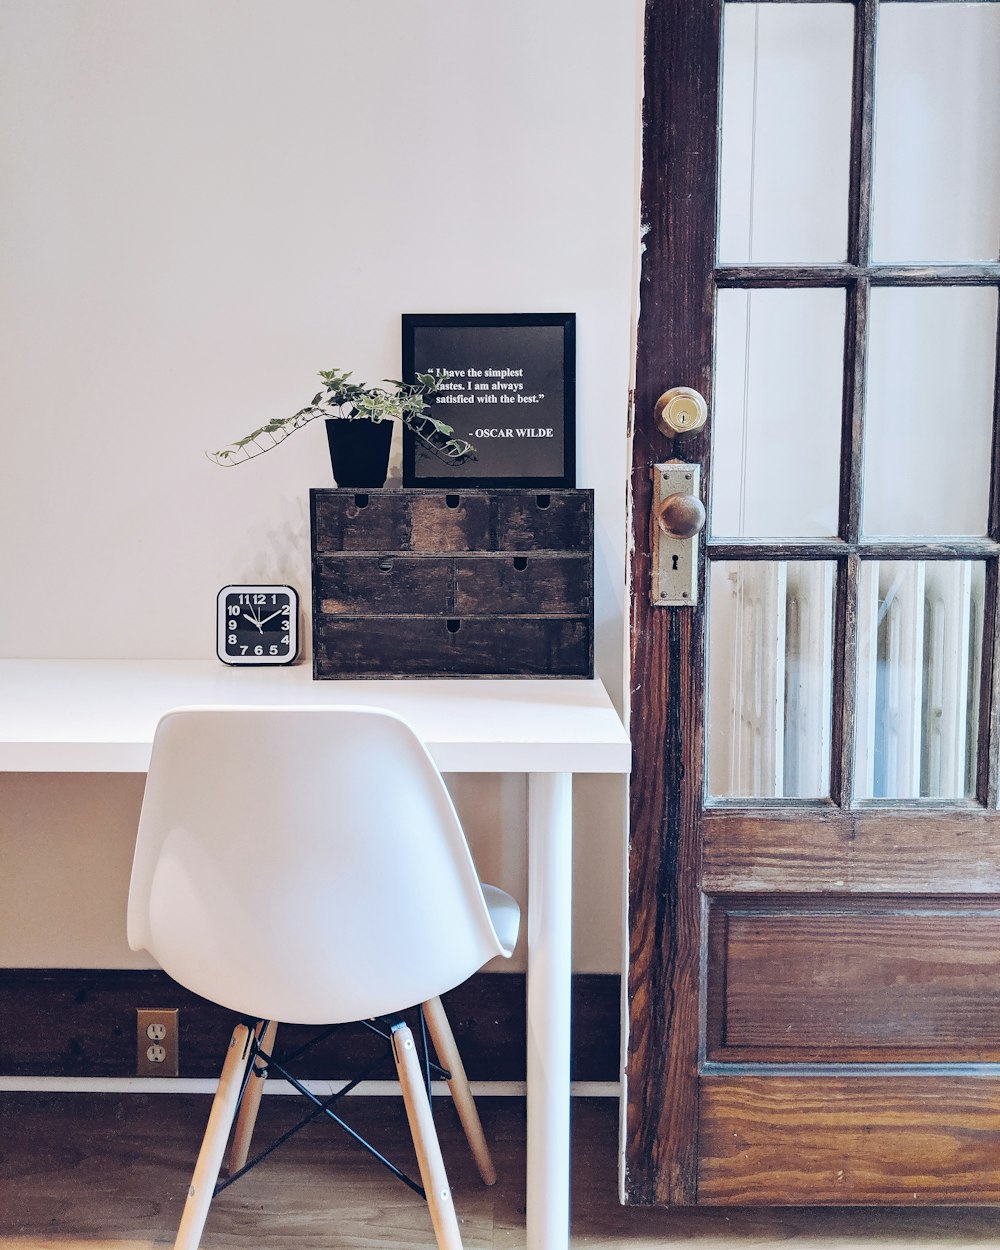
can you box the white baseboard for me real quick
[0,1076,620,1098]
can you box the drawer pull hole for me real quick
[445,494,461,509]
[535,494,551,509]
[377,556,394,572]
[353,493,370,509]
[513,556,529,571]
[446,619,462,633]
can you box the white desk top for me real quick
[0,659,631,775]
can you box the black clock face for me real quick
[217,586,298,665]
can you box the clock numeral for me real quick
[254,594,266,605]
[228,618,238,630]
[228,634,237,645]
[254,645,263,655]
[281,635,289,645]
[281,605,291,615]
[269,645,279,655]
[240,646,248,655]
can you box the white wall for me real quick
[0,1,639,971]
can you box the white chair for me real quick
[127,705,520,1250]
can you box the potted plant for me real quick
[207,367,475,488]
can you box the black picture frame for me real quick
[401,313,576,488]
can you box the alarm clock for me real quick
[217,585,299,666]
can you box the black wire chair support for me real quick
[212,1014,450,1202]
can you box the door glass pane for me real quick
[871,4,1000,264]
[718,3,853,264]
[855,561,985,800]
[862,286,996,538]
[707,560,835,799]
[713,288,844,538]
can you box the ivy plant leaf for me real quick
[208,363,474,468]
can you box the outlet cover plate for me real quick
[136,1008,179,1077]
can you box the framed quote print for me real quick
[401,312,576,488]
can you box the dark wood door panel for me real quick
[698,1075,1000,1205]
[707,902,1000,1061]
[702,808,1000,894]
[628,0,1000,1208]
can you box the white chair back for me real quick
[128,705,508,1024]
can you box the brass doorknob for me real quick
[655,492,706,539]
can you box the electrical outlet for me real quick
[136,1008,179,1076]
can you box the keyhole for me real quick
[671,554,679,571]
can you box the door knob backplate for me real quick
[651,462,702,607]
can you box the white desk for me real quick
[0,659,631,1250]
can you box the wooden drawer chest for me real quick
[310,488,594,678]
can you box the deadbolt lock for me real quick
[654,387,708,436]
[651,462,703,607]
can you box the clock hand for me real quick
[242,608,264,633]
[257,609,284,627]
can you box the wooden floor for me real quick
[3,1093,1000,1248]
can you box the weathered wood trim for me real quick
[0,971,619,1082]
[724,2,1000,8]
[837,0,868,800]
[698,1075,1000,1205]
[707,540,1000,560]
[981,561,1000,808]
[626,0,721,1207]
[706,899,1000,1061]
[702,807,1000,893]
[715,263,1000,286]
[848,0,877,267]
[831,555,858,805]
[714,265,1000,287]
[984,295,1000,808]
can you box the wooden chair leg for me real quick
[224,1019,277,1177]
[173,1023,255,1250]
[392,1022,464,1250]
[422,996,497,1186]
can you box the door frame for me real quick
[625,0,720,1205]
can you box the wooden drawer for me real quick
[312,491,412,552]
[454,555,592,615]
[315,556,454,615]
[409,494,492,552]
[310,487,594,678]
[496,492,593,552]
[314,617,592,679]
[313,490,492,553]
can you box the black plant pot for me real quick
[324,418,393,488]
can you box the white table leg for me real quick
[526,771,573,1250]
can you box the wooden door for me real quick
[626,0,1000,1205]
